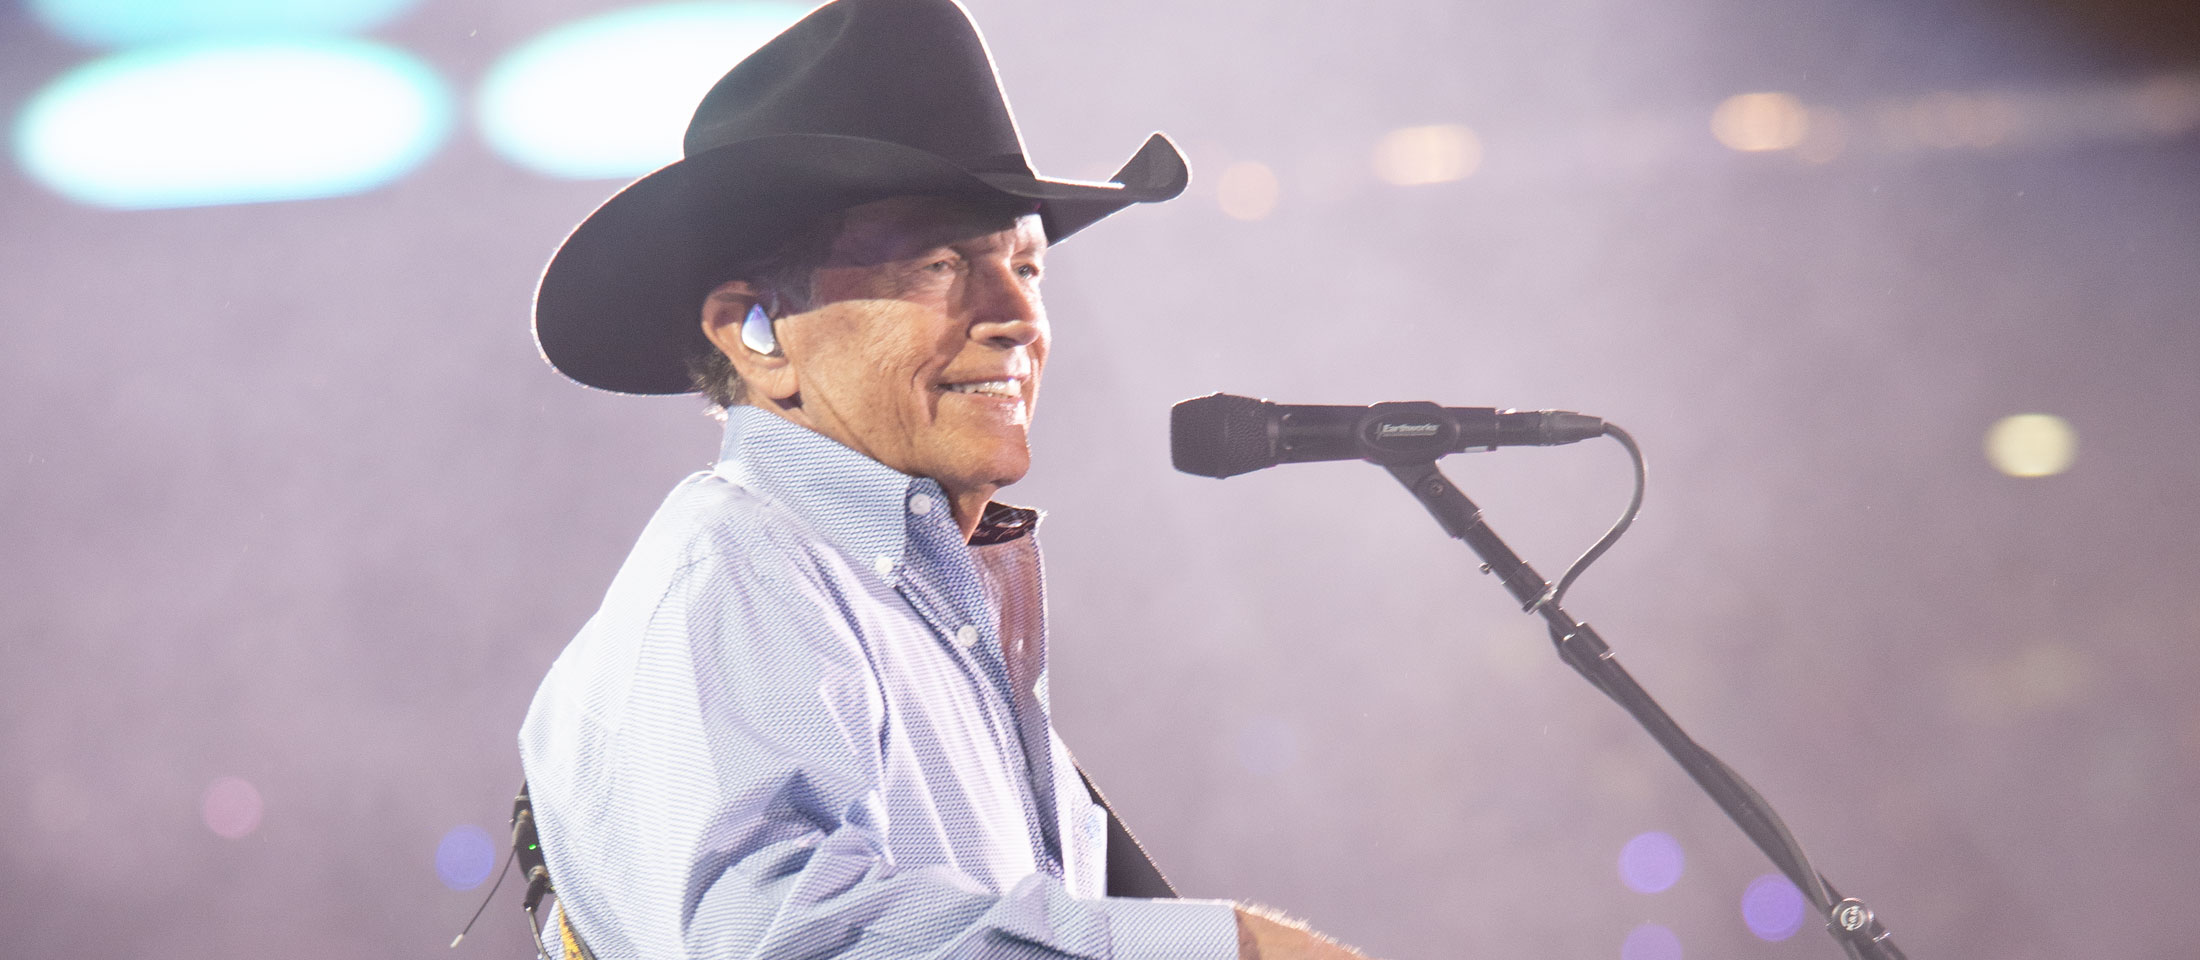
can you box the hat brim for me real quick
[533,132,1188,395]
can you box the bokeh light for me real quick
[200,776,263,840]
[1372,123,1481,186]
[1711,92,1809,152]
[1617,830,1685,893]
[13,40,451,209]
[1621,922,1682,960]
[1217,160,1279,220]
[435,824,498,890]
[1741,873,1808,941]
[1985,413,2077,477]
[0,0,2195,955]
[27,0,423,48]
[476,1,808,180]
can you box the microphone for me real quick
[1171,393,1605,478]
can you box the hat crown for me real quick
[533,0,1187,395]
[683,0,1033,177]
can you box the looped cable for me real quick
[1542,424,1646,609]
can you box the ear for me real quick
[700,280,800,404]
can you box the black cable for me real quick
[1534,428,1888,960]
[1534,423,1845,920]
[1537,423,1645,611]
[448,839,518,948]
[1380,434,1904,960]
[526,905,555,960]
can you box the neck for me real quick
[745,400,998,543]
[944,485,997,543]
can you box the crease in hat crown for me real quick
[532,0,1188,396]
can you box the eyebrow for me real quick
[836,215,1045,266]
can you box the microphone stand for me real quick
[1381,458,1906,960]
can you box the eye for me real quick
[1016,262,1042,281]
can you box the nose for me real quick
[966,262,1042,348]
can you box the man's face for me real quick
[774,195,1049,496]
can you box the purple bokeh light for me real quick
[436,824,497,891]
[1621,922,1682,960]
[200,776,263,840]
[1741,873,1808,941]
[1617,831,1685,893]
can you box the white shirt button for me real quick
[872,555,896,578]
[908,493,936,516]
[953,625,979,649]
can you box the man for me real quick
[520,1,1372,957]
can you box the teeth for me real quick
[945,379,1019,398]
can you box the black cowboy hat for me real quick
[532,0,1190,395]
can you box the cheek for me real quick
[790,317,923,397]
[835,342,946,428]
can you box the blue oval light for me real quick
[1617,830,1685,893]
[436,824,497,891]
[14,41,452,209]
[28,0,424,48]
[1621,923,1682,960]
[1741,873,1808,941]
[477,1,808,180]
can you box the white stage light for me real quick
[15,40,451,209]
[476,2,808,181]
[27,0,423,48]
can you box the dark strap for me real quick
[1075,763,1179,899]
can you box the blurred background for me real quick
[4,0,2197,957]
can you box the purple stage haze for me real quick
[2,0,2197,958]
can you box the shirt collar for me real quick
[712,407,1038,565]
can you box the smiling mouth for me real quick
[941,378,1022,399]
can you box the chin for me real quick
[959,448,1032,491]
[919,430,1032,495]
[980,455,1033,489]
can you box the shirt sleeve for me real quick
[523,513,1240,960]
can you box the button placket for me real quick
[898,498,1058,876]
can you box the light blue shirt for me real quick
[520,407,1238,959]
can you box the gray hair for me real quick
[688,211,845,409]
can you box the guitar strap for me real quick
[1075,761,1180,899]
[555,903,595,960]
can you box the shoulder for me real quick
[634,469,901,638]
[643,469,830,573]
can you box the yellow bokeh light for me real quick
[1711,92,1809,152]
[1216,160,1278,220]
[1372,124,1481,186]
[1985,413,2077,477]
